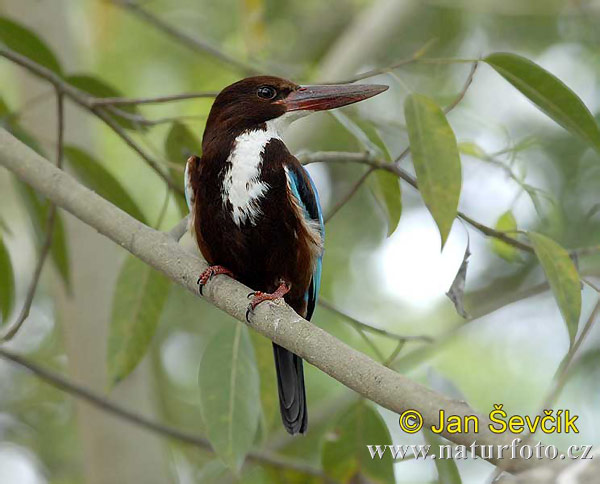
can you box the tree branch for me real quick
[319,298,433,343]
[111,0,261,76]
[0,90,64,341]
[0,346,330,480]
[392,60,479,163]
[0,47,184,196]
[331,38,437,84]
[324,167,375,223]
[299,151,533,253]
[0,127,566,474]
[90,91,218,106]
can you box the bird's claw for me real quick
[197,265,234,295]
[245,283,291,322]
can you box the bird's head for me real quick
[202,75,388,146]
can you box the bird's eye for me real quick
[257,86,277,100]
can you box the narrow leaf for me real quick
[16,182,70,288]
[249,331,279,434]
[405,94,462,247]
[528,232,581,344]
[66,74,144,131]
[446,241,470,318]
[369,170,402,236]
[165,122,202,215]
[64,145,147,224]
[0,97,46,157]
[458,141,486,159]
[322,401,394,484]
[491,211,520,262]
[424,430,463,484]
[199,324,260,473]
[108,256,170,384]
[485,53,600,152]
[0,17,62,74]
[0,236,15,322]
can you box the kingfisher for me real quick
[185,76,387,434]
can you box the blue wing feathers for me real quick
[285,165,324,321]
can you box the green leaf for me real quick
[15,182,70,288]
[108,256,170,384]
[405,94,462,247]
[0,236,15,323]
[66,74,144,131]
[369,170,402,236]
[491,211,520,262]
[0,97,46,157]
[458,141,486,159]
[485,53,600,152]
[322,401,394,484]
[249,331,279,434]
[528,232,581,345]
[198,324,260,473]
[165,122,202,215]
[64,145,147,224]
[0,17,62,74]
[423,430,463,484]
[165,121,202,162]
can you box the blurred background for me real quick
[1,0,600,483]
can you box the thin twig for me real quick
[90,91,218,106]
[443,60,479,114]
[353,326,387,362]
[394,60,479,164]
[0,47,184,196]
[319,299,433,343]
[384,340,406,367]
[332,38,438,84]
[0,90,64,342]
[300,151,534,253]
[104,105,205,126]
[0,346,331,480]
[92,107,183,195]
[111,0,261,76]
[168,216,189,242]
[324,168,374,223]
[0,208,56,342]
[490,299,600,482]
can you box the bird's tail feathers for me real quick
[272,343,307,435]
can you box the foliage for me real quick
[1,3,600,483]
[108,255,171,384]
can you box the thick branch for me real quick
[0,47,183,196]
[1,90,64,341]
[0,127,562,473]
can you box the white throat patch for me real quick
[222,121,280,226]
[220,112,312,226]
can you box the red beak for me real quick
[281,83,388,112]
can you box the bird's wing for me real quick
[284,163,324,321]
[184,156,198,212]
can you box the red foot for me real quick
[197,265,234,295]
[246,282,291,321]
